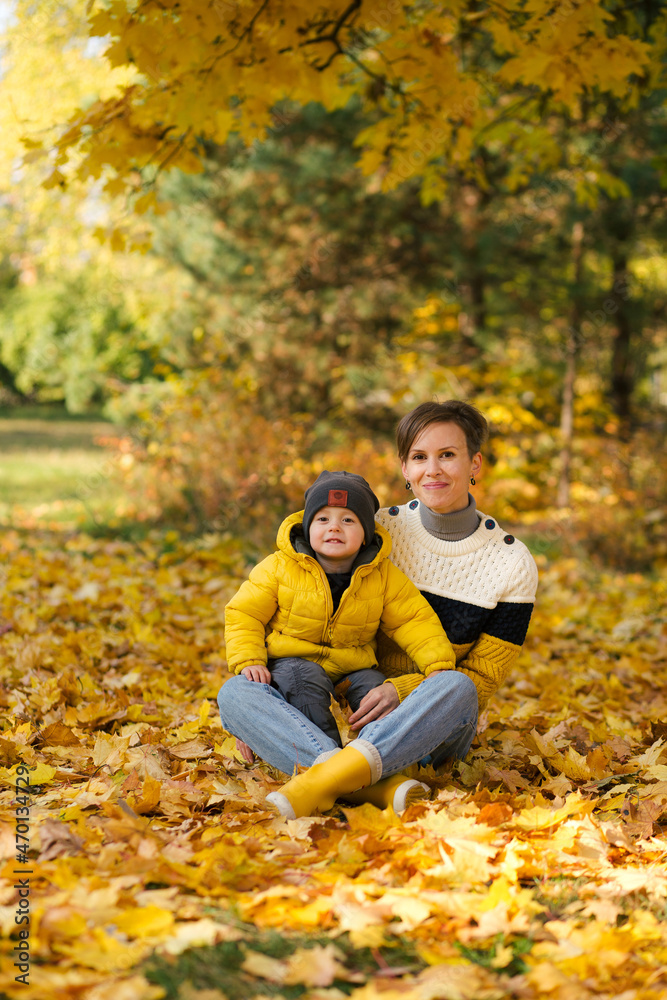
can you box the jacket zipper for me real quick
[309,557,366,645]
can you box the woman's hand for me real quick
[241,664,271,683]
[235,739,255,764]
[348,683,400,730]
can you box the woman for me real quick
[218,400,537,818]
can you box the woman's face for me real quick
[401,421,482,514]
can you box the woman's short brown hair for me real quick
[396,400,488,462]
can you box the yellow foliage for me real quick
[0,0,657,209]
[0,529,666,998]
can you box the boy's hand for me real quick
[236,739,255,763]
[241,664,271,683]
[349,683,399,730]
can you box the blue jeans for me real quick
[218,669,478,779]
[269,658,386,747]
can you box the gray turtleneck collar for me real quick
[418,493,479,541]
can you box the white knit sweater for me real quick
[375,500,538,707]
[376,502,537,608]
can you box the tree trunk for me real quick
[0,360,28,400]
[557,221,584,508]
[610,253,633,432]
[457,185,486,350]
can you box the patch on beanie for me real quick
[328,489,348,506]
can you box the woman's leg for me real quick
[267,671,478,818]
[354,671,478,779]
[338,673,477,811]
[217,674,338,776]
[269,658,341,747]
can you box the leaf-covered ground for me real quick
[1,529,666,1000]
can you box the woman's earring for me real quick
[470,476,476,486]
[405,481,411,491]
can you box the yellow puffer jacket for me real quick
[224,511,456,686]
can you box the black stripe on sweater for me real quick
[421,592,534,647]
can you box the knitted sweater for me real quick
[375,500,538,708]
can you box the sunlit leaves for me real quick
[1,530,666,996]
[4,0,660,205]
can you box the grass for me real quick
[0,407,127,530]
[455,934,533,977]
[143,926,426,1000]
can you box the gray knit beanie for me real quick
[303,471,379,546]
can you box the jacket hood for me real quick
[276,509,391,570]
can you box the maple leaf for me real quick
[37,722,81,747]
[38,819,86,860]
[169,737,212,760]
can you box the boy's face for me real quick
[308,506,365,565]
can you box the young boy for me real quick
[223,470,457,757]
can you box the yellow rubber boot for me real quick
[342,774,430,813]
[266,746,372,819]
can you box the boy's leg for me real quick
[217,674,339,776]
[269,658,342,747]
[341,668,386,713]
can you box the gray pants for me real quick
[269,657,385,747]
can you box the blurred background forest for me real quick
[0,0,666,571]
